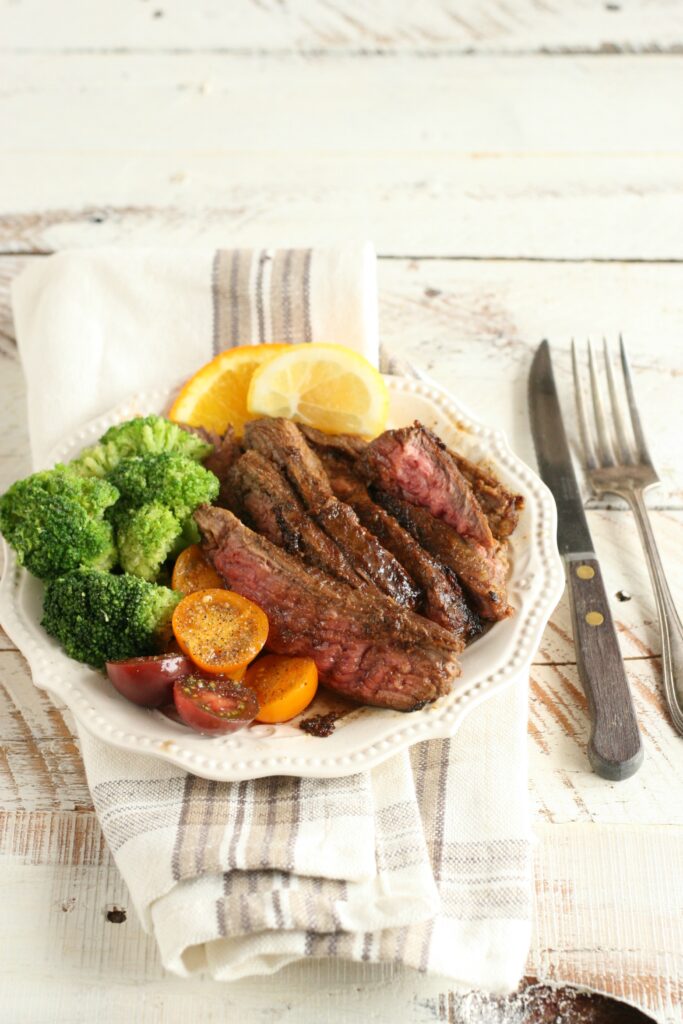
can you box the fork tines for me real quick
[571,336,655,473]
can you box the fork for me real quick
[572,336,683,736]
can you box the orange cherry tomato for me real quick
[172,543,224,594]
[244,654,318,724]
[171,588,269,675]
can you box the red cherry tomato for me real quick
[106,653,193,707]
[173,675,259,734]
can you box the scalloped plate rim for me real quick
[0,375,564,781]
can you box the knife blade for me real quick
[528,340,643,780]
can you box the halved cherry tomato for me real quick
[244,654,318,724]
[173,675,259,734]
[106,653,193,707]
[172,543,224,594]
[172,588,269,675]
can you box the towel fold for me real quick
[10,242,532,991]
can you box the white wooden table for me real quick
[1,3,683,1021]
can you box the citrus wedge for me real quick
[246,343,389,437]
[168,344,290,437]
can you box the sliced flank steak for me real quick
[243,418,420,609]
[318,450,477,644]
[227,450,362,588]
[194,506,460,711]
[372,489,512,621]
[361,423,494,550]
[448,450,524,542]
[303,422,523,545]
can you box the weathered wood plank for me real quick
[529,658,683,826]
[0,652,90,810]
[2,0,683,54]
[2,56,683,259]
[377,259,683,506]
[532,823,683,1023]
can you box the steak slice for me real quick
[362,422,494,550]
[194,506,460,710]
[298,424,368,460]
[203,425,243,508]
[319,450,477,644]
[244,418,420,609]
[449,451,524,541]
[179,423,243,508]
[303,424,523,544]
[228,450,362,588]
[373,489,512,621]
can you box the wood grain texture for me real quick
[532,823,683,1023]
[0,653,89,810]
[2,0,683,54]
[2,56,683,259]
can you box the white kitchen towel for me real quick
[10,243,532,991]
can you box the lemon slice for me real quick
[168,344,289,436]
[247,343,389,437]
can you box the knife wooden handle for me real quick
[565,556,643,780]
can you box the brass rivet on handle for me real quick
[585,611,604,626]
[576,565,595,580]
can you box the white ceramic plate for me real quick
[0,375,564,780]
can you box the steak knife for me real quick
[528,340,643,780]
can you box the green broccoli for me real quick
[71,415,213,478]
[0,469,119,580]
[173,515,201,552]
[116,503,183,582]
[42,569,181,667]
[108,452,219,520]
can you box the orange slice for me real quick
[168,344,290,437]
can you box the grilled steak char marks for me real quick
[373,489,512,621]
[194,506,460,711]
[243,418,421,609]
[302,423,523,544]
[362,423,494,550]
[227,450,362,588]
[318,449,476,644]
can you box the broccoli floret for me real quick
[71,416,213,478]
[173,515,201,552]
[116,503,183,582]
[42,569,181,667]
[109,453,219,520]
[0,469,119,580]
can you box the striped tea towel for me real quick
[11,242,532,991]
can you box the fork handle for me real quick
[622,489,683,735]
[566,555,643,779]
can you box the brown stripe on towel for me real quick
[171,774,197,882]
[173,777,230,880]
[275,248,311,345]
[212,249,257,351]
[211,250,221,356]
[268,249,286,344]
[255,249,270,345]
[302,247,313,343]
